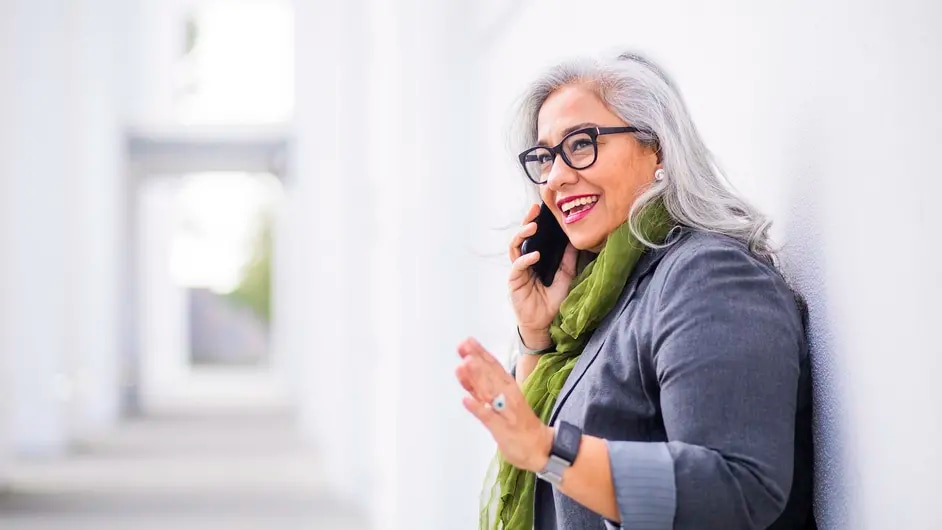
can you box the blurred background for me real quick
[0,0,941,529]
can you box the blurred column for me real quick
[122,0,190,129]
[364,1,489,528]
[62,0,126,440]
[135,177,189,413]
[291,0,377,502]
[0,0,16,480]
[0,0,127,455]
[269,178,302,404]
[1,0,72,454]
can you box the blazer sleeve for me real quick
[604,237,803,530]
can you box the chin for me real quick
[567,232,606,252]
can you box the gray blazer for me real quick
[532,229,814,530]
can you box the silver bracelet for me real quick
[517,327,554,356]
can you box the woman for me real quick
[454,52,814,530]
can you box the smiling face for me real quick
[536,84,660,252]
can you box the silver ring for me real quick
[491,393,507,412]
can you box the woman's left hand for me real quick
[455,337,552,473]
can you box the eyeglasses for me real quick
[517,126,642,185]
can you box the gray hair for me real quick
[513,51,774,260]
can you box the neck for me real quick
[575,250,598,275]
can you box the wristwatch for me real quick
[536,421,582,487]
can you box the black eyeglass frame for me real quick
[517,126,642,185]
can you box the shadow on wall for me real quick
[777,132,854,530]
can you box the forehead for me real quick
[536,85,619,143]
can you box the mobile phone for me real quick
[520,203,569,287]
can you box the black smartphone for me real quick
[520,203,569,287]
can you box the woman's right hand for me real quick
[508,203,579,350]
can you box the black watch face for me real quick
[555,422,581,462]
[559,426,579,448]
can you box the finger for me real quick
[459,341,517,411]
[509,251,540,290]
[455,363,488,402]
[521,203,540,225]
[508,203,540,263]
[466,353,517,405]
[457,339,472,359]
[464,391,521,431]
[463,355,501,399]
[462,395,501,429]
[454,364,475,394]
[467,357,526,413]
[457,337,495,360]
[461,337,506,371]
[508,222,538,263]
[510,250,540,276]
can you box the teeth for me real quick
[561,196,598,214]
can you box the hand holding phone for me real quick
[508,203,577,348]
[520,203,569,287]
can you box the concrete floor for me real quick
[0,411,368,530]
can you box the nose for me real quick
[545,152,578,191]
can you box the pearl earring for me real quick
[654,168,666,182]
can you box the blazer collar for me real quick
[547,235,681,426]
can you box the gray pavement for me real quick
[0,411,368,530]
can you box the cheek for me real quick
[594,164,641,220]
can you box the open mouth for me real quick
[558,195,599,224]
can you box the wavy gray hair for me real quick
[513,51,774,259]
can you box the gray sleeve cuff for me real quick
[606,440,677,530]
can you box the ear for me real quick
[638,138,661,167]
[645,137,663,164]
[653,146,663,165]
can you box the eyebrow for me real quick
[536,122,597,147]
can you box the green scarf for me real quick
[480,201,674,530]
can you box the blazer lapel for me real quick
[547,245,671,426]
